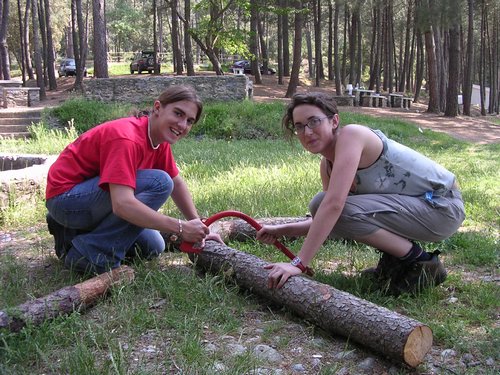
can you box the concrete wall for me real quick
[83,75,253,104]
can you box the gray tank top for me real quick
[333,129,456,197]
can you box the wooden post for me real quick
[0,266,135,332]
[189,242,433,367]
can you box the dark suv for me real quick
[130,51,159,74]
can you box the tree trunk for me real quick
[38,0,47,87]
[444,20,460,116]
[313,0,321,86]
[333,1,341,94]
[23,0,34,80]
[285,0,303,97]
[171,0,183,75]
[277,1,283,85]
[31,0,46,99]
[16,0,26,84]
[282,0,290,76]
[183,0,195,76]
[189,242,433,368]
[414,29,424,102]
[250,0,262,83]
[258,13,269,75]
[327,1,333,81]
[0,266,135,333]
[92,0,108,78]
[43,0,57,88]
[0,0,11,80]
[305,22,313,79]
[424,25,440,113]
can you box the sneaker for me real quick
[46,213,79,259]
[390,250,447,295]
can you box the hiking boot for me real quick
[46,213,79,259]
[389,250,447,295]
[361,252,404,281]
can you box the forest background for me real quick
[0,0,498,116]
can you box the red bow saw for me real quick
[180,210,314,276]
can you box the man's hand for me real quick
[264,262,302,289]
[182,218,210,243]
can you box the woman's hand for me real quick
[264,262,302,289]
[256,225,279,244]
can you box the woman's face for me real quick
[292,104,338,155]
[151,99,199,145]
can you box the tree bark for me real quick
[92,0,109,78]
[333,1,341,94]
[249,0,262,83]
[183,0,195,76]
[189,242,433,368]
[43,0,57,88]
[0,0,11,80]
[171,0,183,75]
[285,0,303,97]
[444,22,460,117]
[0,266,135,333]
[31,0,46,99]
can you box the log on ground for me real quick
[0,265,135,332]
[189,242,432,368]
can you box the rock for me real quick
[291,363,306,372]
[252,344,283,364]
[357,357,377,373]
[226,343,247,356]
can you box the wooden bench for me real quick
[2,87,40,108]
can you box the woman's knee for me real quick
[309,192,326,217]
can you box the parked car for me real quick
[130,51,159,74]
[58,58,87,77]
[228,60,276,75]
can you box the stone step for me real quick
[0,117,40,125]
[0,108,41,138]
[0,108,42,118]
[0,124,30,132]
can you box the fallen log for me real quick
[189,242,432,368]
[0,265,135,332]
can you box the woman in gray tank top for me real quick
[256,92,465,295]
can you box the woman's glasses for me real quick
[293,116,329,134]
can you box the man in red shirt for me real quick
[46,85,221,274]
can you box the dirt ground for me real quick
[44,74,499,144]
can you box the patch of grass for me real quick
[49,98,135,133]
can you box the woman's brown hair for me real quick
[282,92,339,138]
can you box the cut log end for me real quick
[403,325,433,367]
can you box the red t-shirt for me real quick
[46,116,179,199]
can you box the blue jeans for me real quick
[46,169,174,274]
